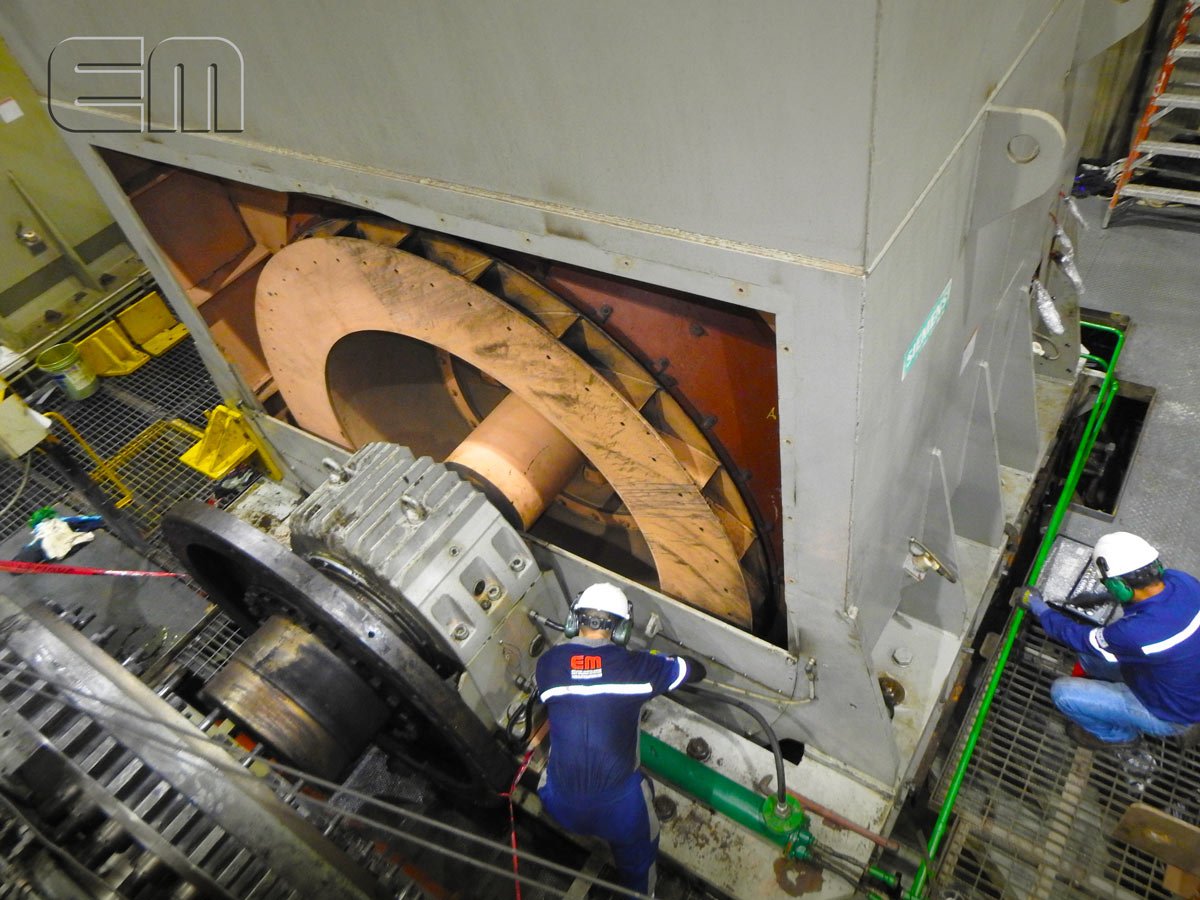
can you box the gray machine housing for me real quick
[0,0,1152,797]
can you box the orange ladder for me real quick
[1105,0,1200,226]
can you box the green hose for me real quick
[900,321,1126,898]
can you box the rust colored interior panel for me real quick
[129,168,258,293]
[200,257,272,394]
[542,266,782,571]
[98,152,783,635]
[100,149,316,402]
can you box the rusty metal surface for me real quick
[256,237,755,627]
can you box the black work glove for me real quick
[680,655,707,684]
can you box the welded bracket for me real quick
[1074,0,1153,63]
[970,107,1067,232]
[951,362,1004,546]
[180,404,282,480]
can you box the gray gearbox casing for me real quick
[288,442,558,727]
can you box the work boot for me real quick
[1066,721,1140,751]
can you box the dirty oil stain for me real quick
[774,858,824,896]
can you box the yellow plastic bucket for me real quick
[36,342,98,401]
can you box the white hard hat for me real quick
[1094,532,1159,577]
[575,583,630,620]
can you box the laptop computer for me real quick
[1034,535,1121,626]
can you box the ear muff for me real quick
[563,608,632,644]
[1097,555,1163,603]
[1104,575,1135,604]
[1097,556,1134,603]
[563,608,580,639]
[612,617,632,647]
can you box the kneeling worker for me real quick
[1021,531,1200,747]
[536,583,706,897]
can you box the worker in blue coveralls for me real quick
[1020,531,1200,748]
[536,583,706,898]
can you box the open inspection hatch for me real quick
[97,149,785,637]
[1070,379,1155,521]
[1063,313,1155,521]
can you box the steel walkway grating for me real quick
[935,620,1200,899]
[170,612,246,681]
[0,452,79,540]
[0,338,228,554]
[42,339,221,458]
[89,418,214,540]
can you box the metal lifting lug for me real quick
[904,537,959,583]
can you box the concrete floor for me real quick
[1062,196,1200,571]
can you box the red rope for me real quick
[0,560,182,577]
[500,748,536,900]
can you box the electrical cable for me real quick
[801,834,881,891]
[505,682,537,748]
[681,681,789,808]
[652,633,816,706]
[812,841,870,871]
[532,612,814,707]
[0,626,883,899]
[1031,330,1061,360]
[3,649,873,899]
[0,454,33,521]
[0,656,654,900]
[514,636,873,887]
[679,684,881,890]
[689,675,815,706]
[806,850,865,891]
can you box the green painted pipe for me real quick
[906,320,1126,898]
[639,732,811,857]
[869,866,898,887]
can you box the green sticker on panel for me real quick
[902,279,951,380]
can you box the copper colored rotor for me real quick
[446,392,586,529]
[256,237,754,626]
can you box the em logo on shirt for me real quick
[570,654,603,680]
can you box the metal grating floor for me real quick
[0,338,224,551]
[90,418,214,538]
[935,196,1200,900]
[43,338,222,453]
[170,611,246,681]
[936,622,1200,899]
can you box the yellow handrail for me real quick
[44,412,135,508]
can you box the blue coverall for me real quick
[536,636,692,897]
[1035,569,1200,741]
